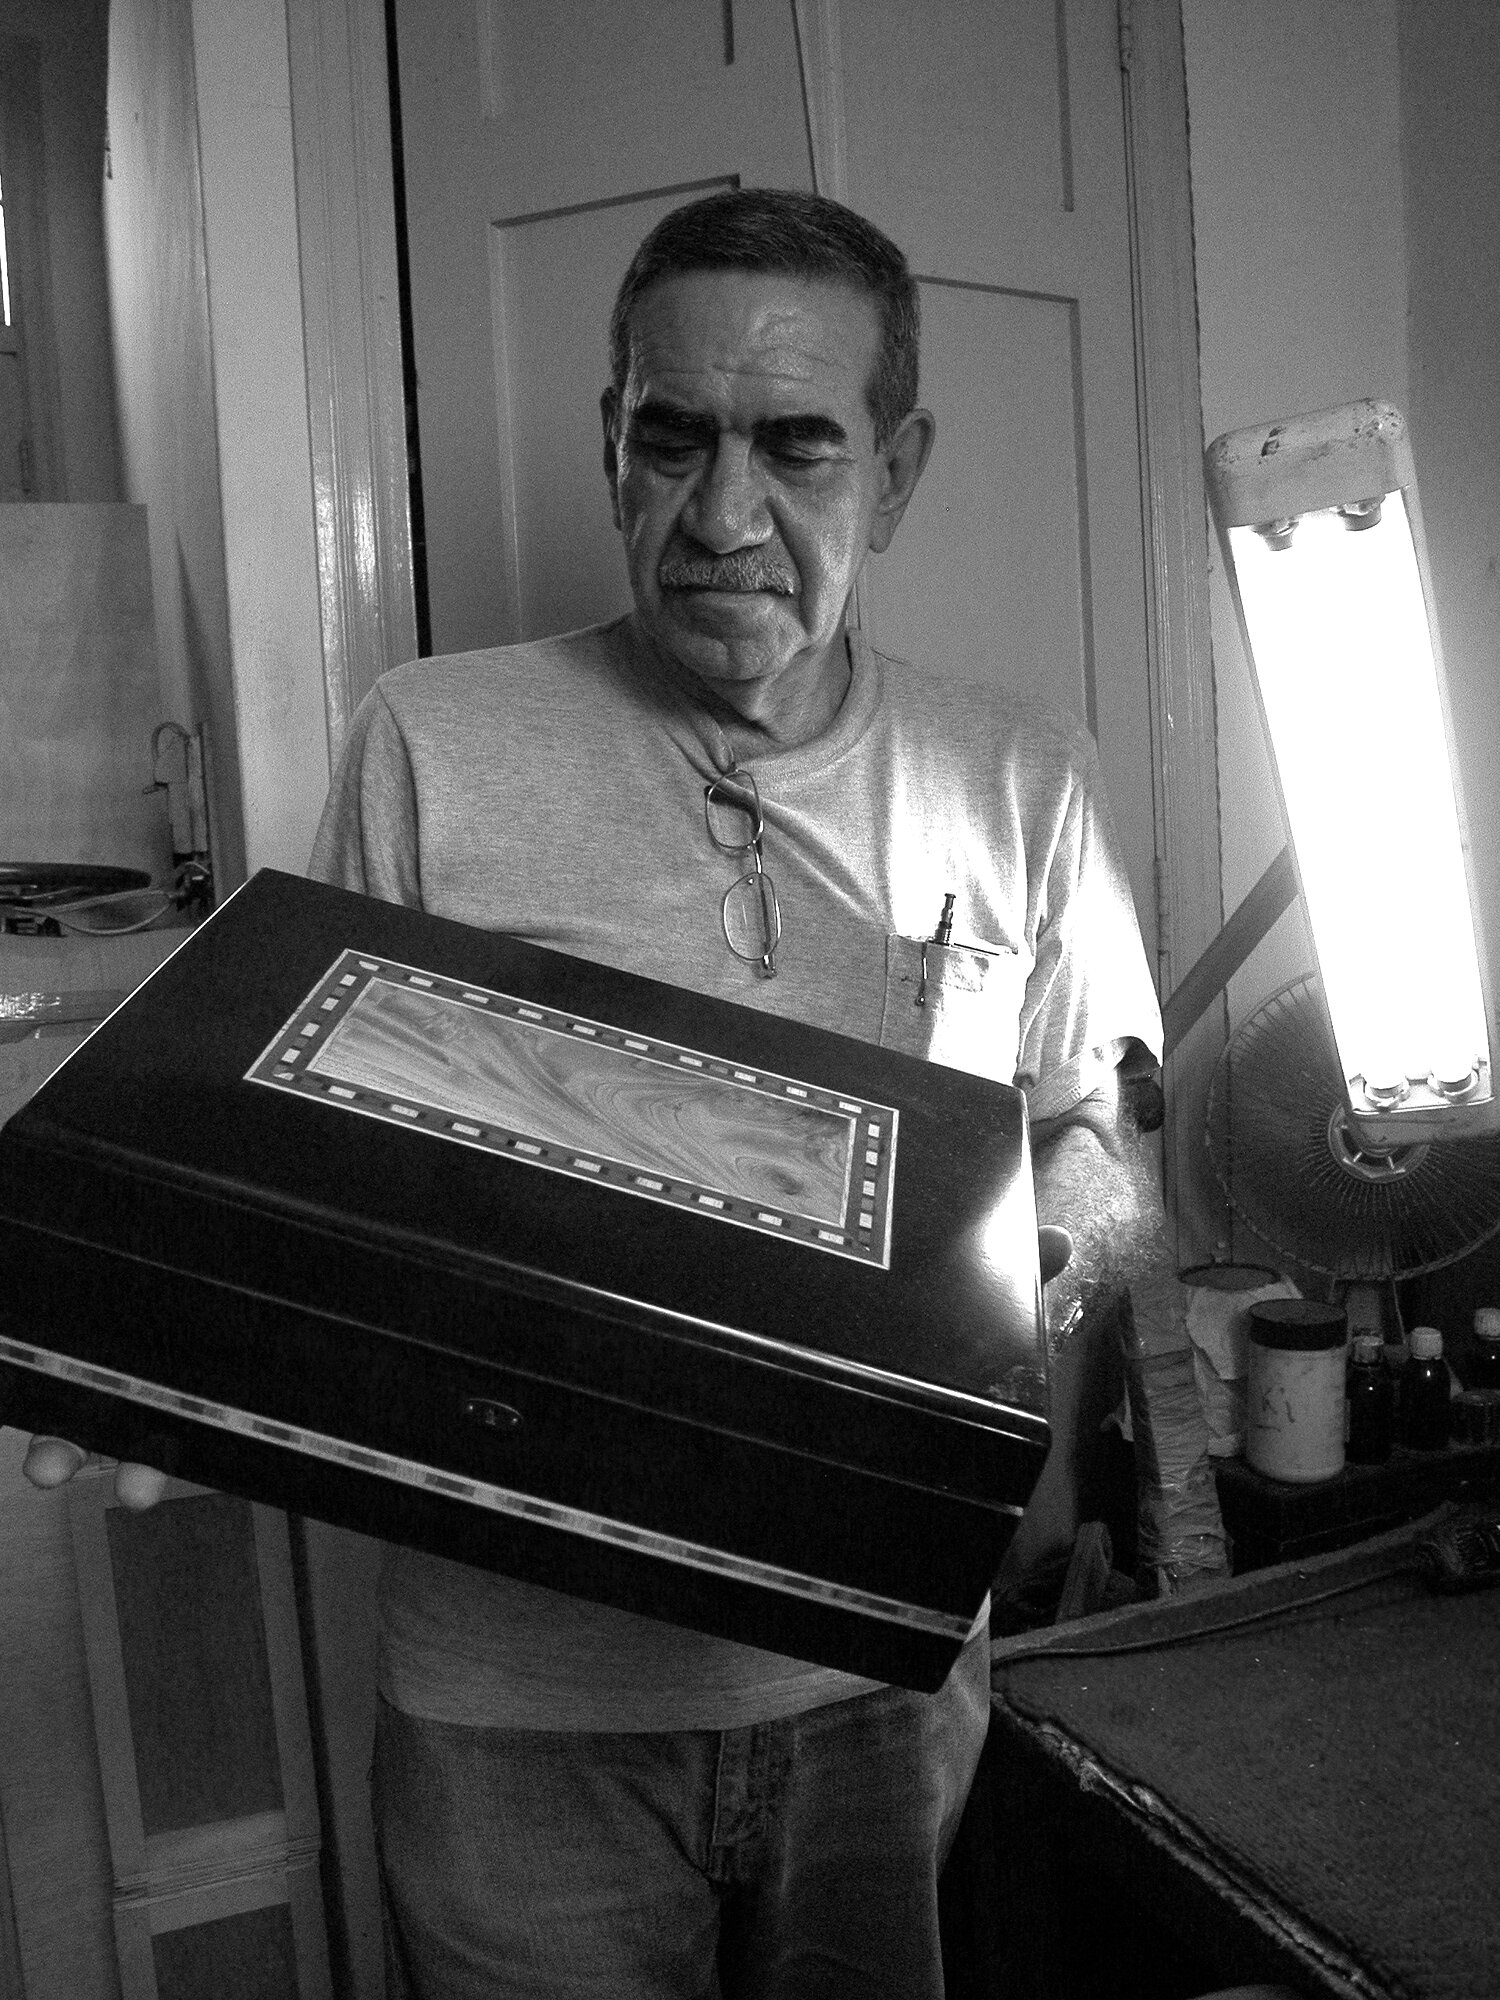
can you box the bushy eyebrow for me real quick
[628,401,850,452]
[757,413,850,450]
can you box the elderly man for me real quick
[31,186,1223,1997]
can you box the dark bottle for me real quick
[1346,1333,1394,1464]
[1469,1309,1500,1391]
[1403,1326,1451,1452]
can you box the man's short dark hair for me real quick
[608,187,920,447]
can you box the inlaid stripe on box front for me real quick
[0,1334,992,1640]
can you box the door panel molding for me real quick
[487,177,734,645]
[287,0,1224,1260]
[860,283,1093,730]
[0,1794,22,2000]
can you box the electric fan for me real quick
[1206,974,1500,1297]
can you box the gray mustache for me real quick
[658,548,796,595]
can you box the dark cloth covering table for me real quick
[986,1517,1500,2000]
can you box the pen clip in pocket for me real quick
[880,928,1023,1081]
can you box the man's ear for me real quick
[601,388,623,531]
[867,407,936,555]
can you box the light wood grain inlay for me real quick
[313,978,853,1223]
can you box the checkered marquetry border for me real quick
[246,951,898,1267]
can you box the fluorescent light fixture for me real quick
[1206,401,1497,1146]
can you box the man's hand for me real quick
[1037,1224,1074,1288]
[21,1436,168,1510]
[1000,1063,1227,1601]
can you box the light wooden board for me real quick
[0,503,170,883]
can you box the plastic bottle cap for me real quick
[1247,1298,1347,1350]
[1475,1308,1500,1343]
[1352,1333,1383,1365]
[1409,1326,1444,1360]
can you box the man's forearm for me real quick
[1024,1076,1228,1593]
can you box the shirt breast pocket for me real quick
[878,934,1026,1085]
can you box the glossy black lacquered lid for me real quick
[0,871,1048,1471]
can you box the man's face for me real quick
[604,270,930,717]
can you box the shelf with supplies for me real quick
[1215,1438,1500,1572]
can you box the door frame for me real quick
[0,33,66,501]
[1114,0,1229,1264]
[286,0,419,757]
[285,0,1226,1269]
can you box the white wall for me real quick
[1399,3,1500,985]
[1182,0,1411,1031]
[1396,3,1500,1329]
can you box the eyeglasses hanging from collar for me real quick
[703,763,781,978]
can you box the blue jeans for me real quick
[371,1633,989,1999]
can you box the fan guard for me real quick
[1206,975,1500,1281]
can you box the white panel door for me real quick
[395,0,1157,952]
[841,0,1155,941]
[395,0,813,660]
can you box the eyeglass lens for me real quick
[705,774,763,852]
[722,861,781,973]
[706,768,779,974]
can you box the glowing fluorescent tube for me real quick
[1206,402,1497,1145]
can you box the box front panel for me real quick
[0,871,1048,1681]
[0,1236,1006,1690]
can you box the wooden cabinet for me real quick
[68,1477,332,2000]
[0,926,341,1999]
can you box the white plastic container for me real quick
[1245,1297,1348,1483]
